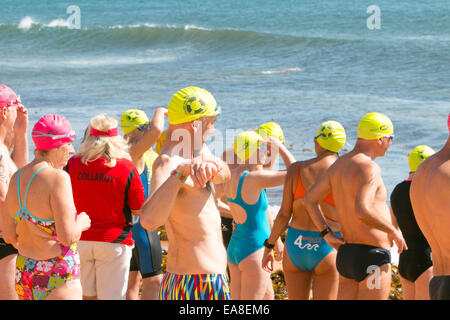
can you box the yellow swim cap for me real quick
[357,112,394,140]
[168,87,220,125]
[234,131,263,162]
[256,122,285,144]
[315,121,346,153]
[156,130,167,154]
[120,109,149,135]
[408,145,435,173]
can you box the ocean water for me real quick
[1,0,449,215]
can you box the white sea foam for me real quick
[45,18,72,28]
[258,67,302,75]
[18,16,38,30]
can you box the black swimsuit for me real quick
[391,180,432,282]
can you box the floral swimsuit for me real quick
[14,167,80,300]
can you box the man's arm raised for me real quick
[140,155,184,231]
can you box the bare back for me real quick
[328,152,391,248]
[6,164,77,260]
[291,158,340,231]
[410,147,450,275]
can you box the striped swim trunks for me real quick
[159,272,231,300]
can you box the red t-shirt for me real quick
[66,156,145,245]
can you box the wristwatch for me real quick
[263,239,275,249]
[319,226,332,238]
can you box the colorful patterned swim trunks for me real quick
[159,272,231,300]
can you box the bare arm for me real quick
[0,151,12,234]
[247,170,287,190]
[262,163,296,272]
[2,196,18,247]
[304,169,345,249]
[354,164,397,234]
[128,107,167,160]
[140,155,182,231]
[51,170,90,247]
[11,105,29,169]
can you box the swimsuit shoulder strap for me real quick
[227,171,249,203]
[23,166,48,207]
[16,168,24,207]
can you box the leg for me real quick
[228,262,241,300]
[0,254,18,300]
[141,274,163,300]
[357,264,391,300]
[337,275,359,300]
[126,271,142,300]
[239,249,272,300]
[399,276,415,300]
[282,246,312,300]
[78,241,98,300]
[312,249,339,300]
[414,267,433,300]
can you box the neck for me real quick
[352,139,378,160]
[33,153,56,168]
[408,172,415,180]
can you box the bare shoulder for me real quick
[152,153,173,171]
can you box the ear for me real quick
[0,107,8,120]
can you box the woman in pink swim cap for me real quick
[2,113,91,300]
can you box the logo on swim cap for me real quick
[183,96,206,116]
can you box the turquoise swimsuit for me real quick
[226,171,270,266]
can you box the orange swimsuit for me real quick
[293,162,335,207]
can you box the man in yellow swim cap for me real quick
[120,106,167,300]
[140,87,232,300]
[411,113,450,300]
[304,112,407,300]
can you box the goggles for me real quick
[32,130,76,140]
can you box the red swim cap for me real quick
[32,114,76,150]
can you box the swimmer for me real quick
[410,113,450,300]
[224,131,290,300]
[262,121,346,300]
[120,107,167,300]
[0,84,29,300]
[304,112,407,300]
[141,87,231,300]
[391,145,435,300]
[3,114,91,300]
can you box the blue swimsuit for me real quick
[129,163,162,278]
[226,171,270,266]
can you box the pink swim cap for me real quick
[0,84,21,108]
[448,113,450,134]
[32,114,76,150]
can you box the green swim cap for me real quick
[315,121,346,153]
[234,131,263,162]
[357,112,394,140]
[408,145,435,173]
[256,122,285,144]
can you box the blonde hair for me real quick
[78,114,131,167]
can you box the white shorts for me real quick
[78,241,133,300]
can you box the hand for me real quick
[14,104,28,134]
[274,239,284,261]
[175,161,192,177]
[261,247,275,273]
[190,158,220,188]
[324,232,345,251]
[388,228,408,254]
[77,212,91,232]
